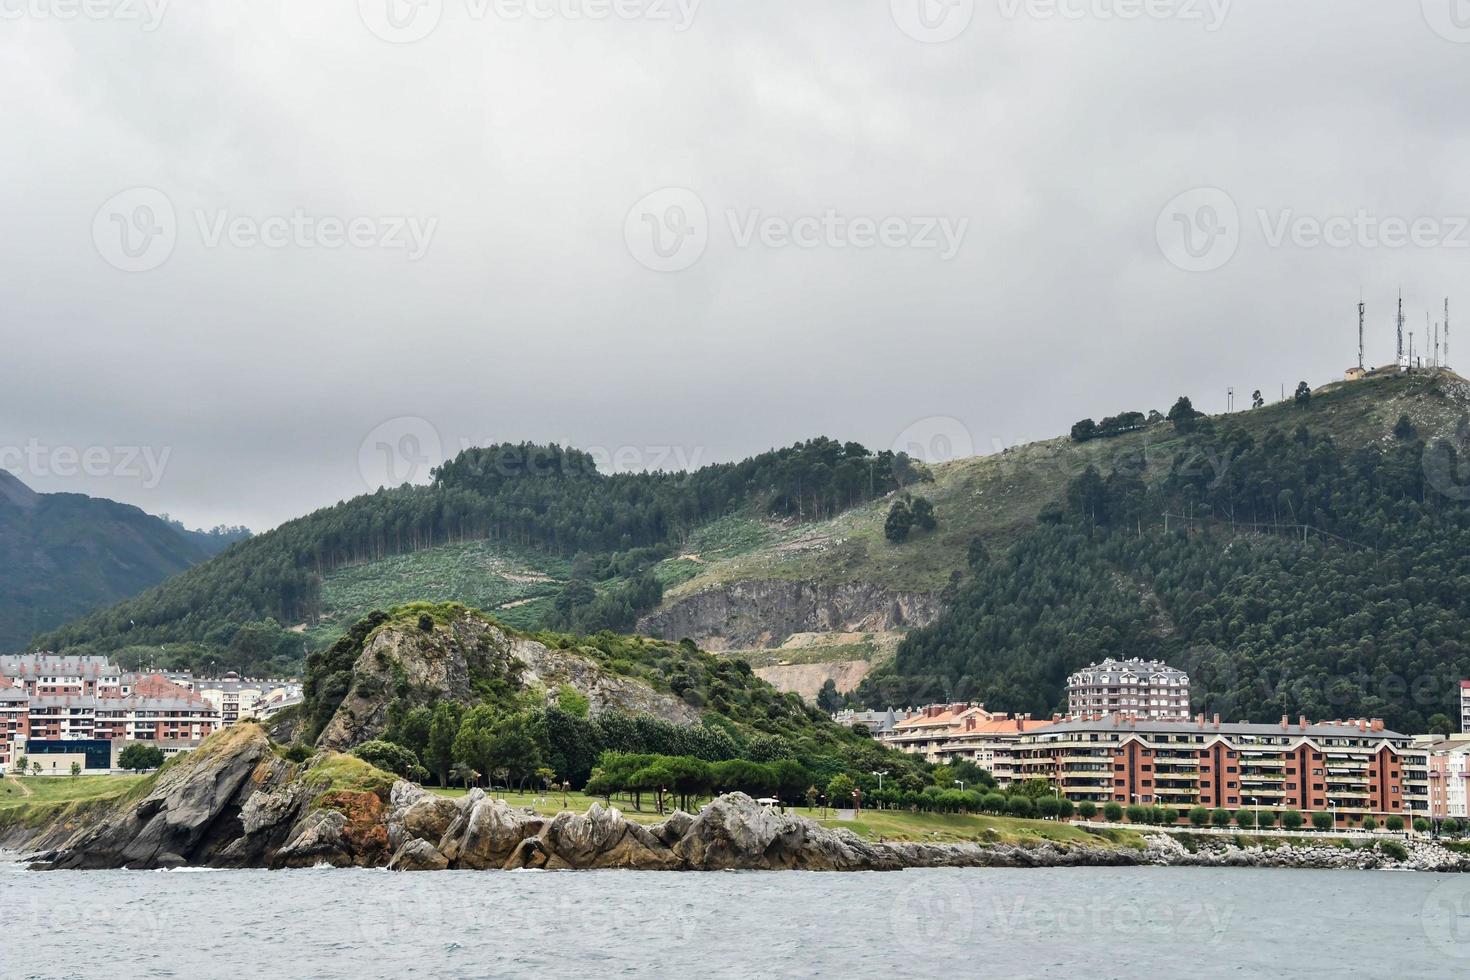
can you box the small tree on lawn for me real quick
[1311,812,1334,832]
[1057,798,1075,820]
[1281,810,1304,831]
[1362,816,1378,832]
[1077,800,1097,819]
[1103,802,1123,822]
[1125,804,1147,825]
[118,744,166,773]
[1211,808,1232,828]
[1189,806,1211,828]
[70,762,81,780]
[1411,817,1427,833]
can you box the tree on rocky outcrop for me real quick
[1394,413,1418,441]
[1294,381,1312,406]
[1252,390,1264,409]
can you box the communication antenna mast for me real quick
[1398,289,1406,365]
[1227,387,1235,413]
[1446,298,1451,363]
[1358,298,1366,371]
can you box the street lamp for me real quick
[954,779,966,792]
[1251,797,1259,831]
[872,770,888,791]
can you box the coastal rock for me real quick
[672,793,810,869]
[37,725,280,870]
[438,793,544,869]
[386,781,459,851]
[388,838,450,872]
[275,809,352,866]
[520,805,681,871]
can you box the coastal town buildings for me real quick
[1460,680,1470,734]
[877,703,1049,785]
[1066,658,1191,720]
[0,653,224,774]
[1016,713,1429,828]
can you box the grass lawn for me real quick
[0,774,146,831]
[425,787,1143,848]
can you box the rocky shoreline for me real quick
[9,725,1470,874]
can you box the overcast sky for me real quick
[3,1,1468,530]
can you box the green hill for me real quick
[0,470,246,653]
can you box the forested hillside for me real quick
[0,470,244,653]
[859,377,1470,733]
[33,439,928,665]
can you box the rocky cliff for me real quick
[637,580,941,651]
[315,609,701,752]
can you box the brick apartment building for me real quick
[0,654,220,773]
[1017,713,1429,827]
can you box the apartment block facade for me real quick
[0,655,220,773]
[1018,714,1429,827]
[1066,658,1191,720]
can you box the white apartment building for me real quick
[1067,658,1191,721]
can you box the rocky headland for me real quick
[6,723,1468,874]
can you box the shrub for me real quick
[1441,818,1460,836]
[1378,839,1408,862]
[1077,800,1097,819]
[1311,812,1334,832]
[1057,798,1076,820]
[284,743,313,764]
[117,743,166,772]
[1412,818,1429,834]
[1103,802,1123,822]
[1037,796,1062,819]
[1211,808,1232,828]
[351,740,421,779]
[1188,806,1210,828]
[1281,810,1304,831]
[1361,816,1378,832]
[1126,804,1148,825]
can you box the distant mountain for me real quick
[0,471,248,653]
